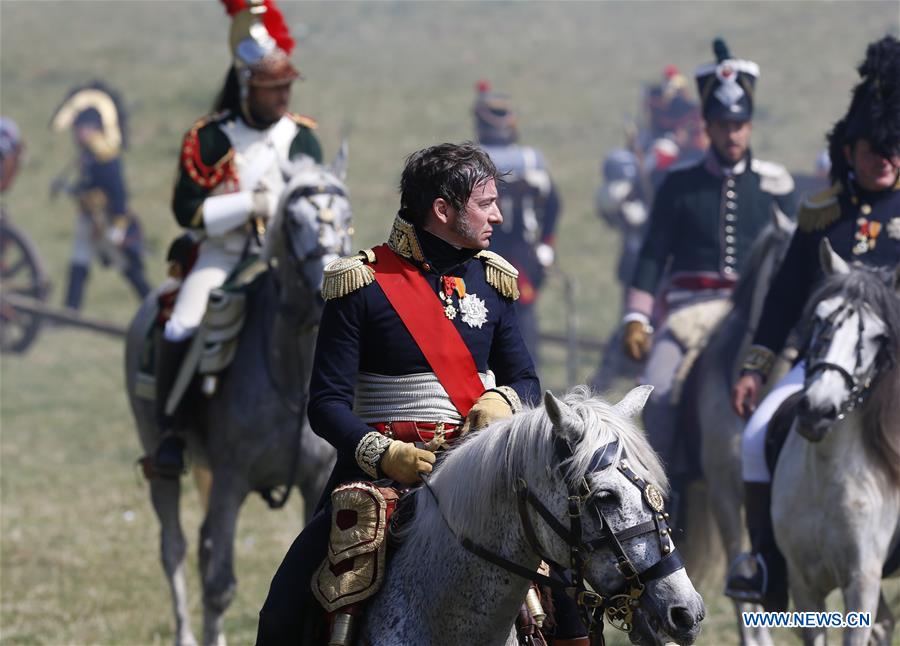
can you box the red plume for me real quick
[476,79,491,93]
[220,0,246,17]
[261,0,294,55]
[218,0,295,55]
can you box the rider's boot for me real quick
[64,263,89,310]
[724,481,789,611]
[153,336,190,478]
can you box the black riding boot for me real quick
[153,336,190,478]
[64,263,89,310]
[724,482,788,611]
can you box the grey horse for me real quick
[773,244,900,645]
[124,155,351,646]
[363,387,705,645]
[672,210,794,646]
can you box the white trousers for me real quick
[163,237,243,341]
[741,361,805,483]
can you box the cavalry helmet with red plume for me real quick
[221,0,299,88]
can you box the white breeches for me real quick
[741,361,805,483]
[163,238,242,341]
[70,213,96,266]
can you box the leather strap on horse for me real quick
[371,244,485,417]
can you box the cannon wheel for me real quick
[0,217,50,354]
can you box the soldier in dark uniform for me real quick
[620,39,796,474]
[474,82,561,363]
[727,34,900,611]
[0,117,24,194]
[152,0,322,477]
[49,82,151,311]
[256,142,599,645]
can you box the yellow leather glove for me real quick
[461,390,514,436]
[379,440,436,485]
[622,320,653,362]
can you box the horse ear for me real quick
[544,390,584,441]
[819,238,850,276]
[330,139,349,182]
[612,385,653,419]
[772,204,796,235]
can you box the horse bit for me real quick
[446,437,685,642]
[804,302,893,420]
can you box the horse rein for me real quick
[804,303,893,420]
[422,438,684,642]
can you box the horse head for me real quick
[538,387,705,645]
[265,146,353,322]
[796,239,899,441]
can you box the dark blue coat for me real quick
[753,181,900,355]
[308,225,541,490]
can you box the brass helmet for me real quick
[49,81,127,161]
[223,0,299,91]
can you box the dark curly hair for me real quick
[398,142,499,226]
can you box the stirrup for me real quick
[724,552,768,603]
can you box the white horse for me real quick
[124,155,351,646]
[772,242,900,645]
[362,387,706,645]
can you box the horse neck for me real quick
[385,483,534,643]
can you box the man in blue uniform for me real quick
[50,82,151,311]
[620,39,796,475]
[728,34,900,611]
[474,82,561,362]
[256,142,543,644]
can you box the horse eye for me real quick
[592,490,620,507]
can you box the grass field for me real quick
[2,2,898,644]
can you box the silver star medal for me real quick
[887,217,900,240]
[459,293,488,328]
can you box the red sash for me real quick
[371,244,485,417]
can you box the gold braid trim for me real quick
[477,250,520,300]
[322,251,375,301]
[798,183,843,233]
[386,215,426,263]
[741,345,777,379]
[355,432,393,479]
[288,113,318,129]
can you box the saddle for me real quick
[312,480,552,645]
[135,255,268,411]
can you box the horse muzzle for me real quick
[795,396,836,443]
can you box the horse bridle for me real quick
[804,303,893,420]
[430,437,684,641]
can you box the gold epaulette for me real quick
[798,183,843,232]
[181,111,235,190]
[476,250,520,300]
[322,250,375,301]
[289,113,318,129]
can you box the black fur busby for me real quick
[827,35,900,184]
[695,38,759,122]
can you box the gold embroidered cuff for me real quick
[741,345,777,379]
[489,386,523,414]
[355,432,393,479]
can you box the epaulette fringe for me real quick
[477,250,520,300]
[322,251,375,300]
[798,183,843,232]
[290,113,318,129]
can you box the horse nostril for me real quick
[797,396,811,416]
[669,606,696,632]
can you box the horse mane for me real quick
[804,265,900,485]
[730,222,790,320]
[431,386,668,541]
